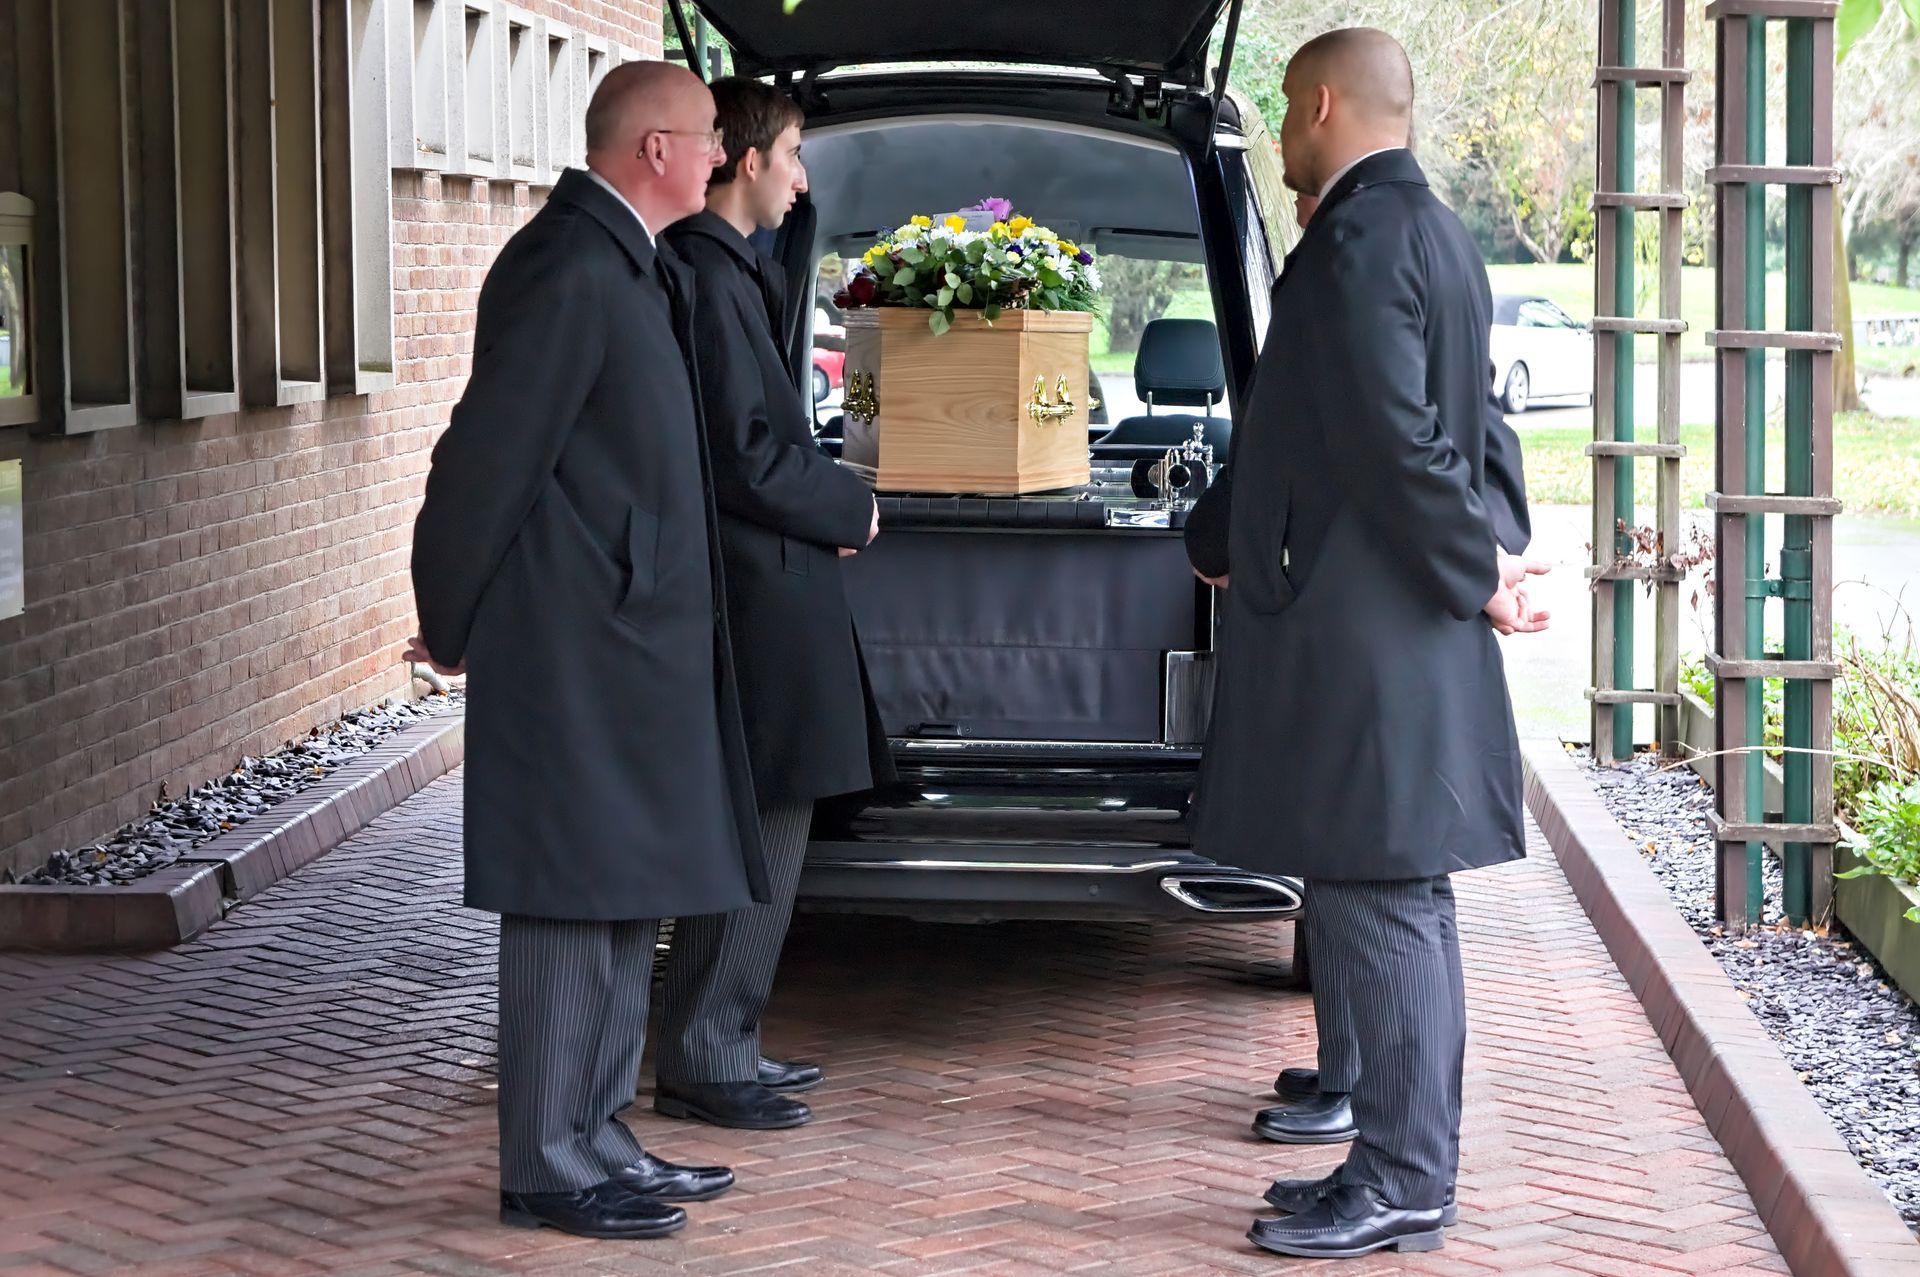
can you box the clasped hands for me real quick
[1194,549,1552,635]
[1484,550,1551,634]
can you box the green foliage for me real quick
[1836,0,1920,61]
[1836,780,1920,920]
[1835,635,1920,810]
[1680,658,1717,706]
[1694,628,1920,906]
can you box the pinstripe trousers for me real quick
[1306,876,1464,1209]
[655,800,813,1086]
[1304,894,1362,1092]
[496,914,658,1192]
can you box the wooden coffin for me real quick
[840,308,1093,494]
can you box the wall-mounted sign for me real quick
[0,459,21,621]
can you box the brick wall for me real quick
[0,2,664,876]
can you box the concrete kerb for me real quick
[1522,741,1920,1275]
[0,712,466,953]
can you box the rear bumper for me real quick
[795,736,1297,923]
[799,841,1303,923]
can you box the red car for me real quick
[811,345,844,404]
[811,301,847,403]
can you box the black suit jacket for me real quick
[410,170,766,920]
[663,211,893,804]
[1192,149,1527,881]
[1184,256,1531,579]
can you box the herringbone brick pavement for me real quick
[0,773,1788,1276]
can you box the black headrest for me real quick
[1134,318,1225,408]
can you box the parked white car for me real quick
[1489,293,1593,413]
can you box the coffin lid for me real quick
[687,0,1237,87]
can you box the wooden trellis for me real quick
[1706,0,1841,931]
[1588,0,1690,763]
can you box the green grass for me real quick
[1517,410,1920,517]
[1485,263,1920,365]
[1090,288,1215,373]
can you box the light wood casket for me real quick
[840,308,1093,494]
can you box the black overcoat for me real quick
[1192,149,1528,882]
[662,212,895,804]
[411,170,768,921]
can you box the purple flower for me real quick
[1076,250,1093,265]
[1006,242,1025,256]
[969,196,1014,223]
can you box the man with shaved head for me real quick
[1191,27,1548,1260]
[409,61,764,1240]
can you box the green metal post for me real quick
[1612,2,1637,759]
[1782,18,1816,924]
[1742,16,1767,923]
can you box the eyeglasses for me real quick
[645,128,726,153]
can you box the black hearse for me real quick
[680,1,1303,925]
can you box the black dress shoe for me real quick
[1264,1170,1458,1227]
[611,1152,735,1202]
[758,1055,825,1093]
[500,1181,687,1239]
[1273,1067,1320,1102]
[1251,1093,1356,1144]
[655,1081,811,1130]
[1247,1184,1446,1258]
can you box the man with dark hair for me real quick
[408,61,762,1240]
[653,76,885,1132]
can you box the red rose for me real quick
[847,274,878,306]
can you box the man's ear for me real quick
[1314,84,1332,127]
[640,132,669,174]
[740,146,764,183]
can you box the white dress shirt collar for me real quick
[585,168,654,243]
[1319,146,1404,200]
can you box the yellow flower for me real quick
[895,224,921,241]
[944,215,967,232]
[1058,240,1078,256]
[911,214,933,228]
[1008,216,1033,235]
[989,220,1009,239]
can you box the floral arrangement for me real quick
[833,197,1102,335]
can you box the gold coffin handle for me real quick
[844,369,879,425]
[1027,374,1077,425]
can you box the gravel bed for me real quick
[11,691,464,889]
[1578,749,1920,1234]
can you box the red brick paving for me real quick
[0,772,1788,1276]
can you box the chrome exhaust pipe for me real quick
[1158,872,1304,916]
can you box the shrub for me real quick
[1837,780,1920,921]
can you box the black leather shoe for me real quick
[1247,1184,1446,1258]
[655,1081,811,1130]
[1273,1067,1320,1102]
[1251,1093,1356,1144]
[611,1152,735,1202]
[1264,1171,1458,1227]
[758,1056,825,1093]
[500,1181,687,1239]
